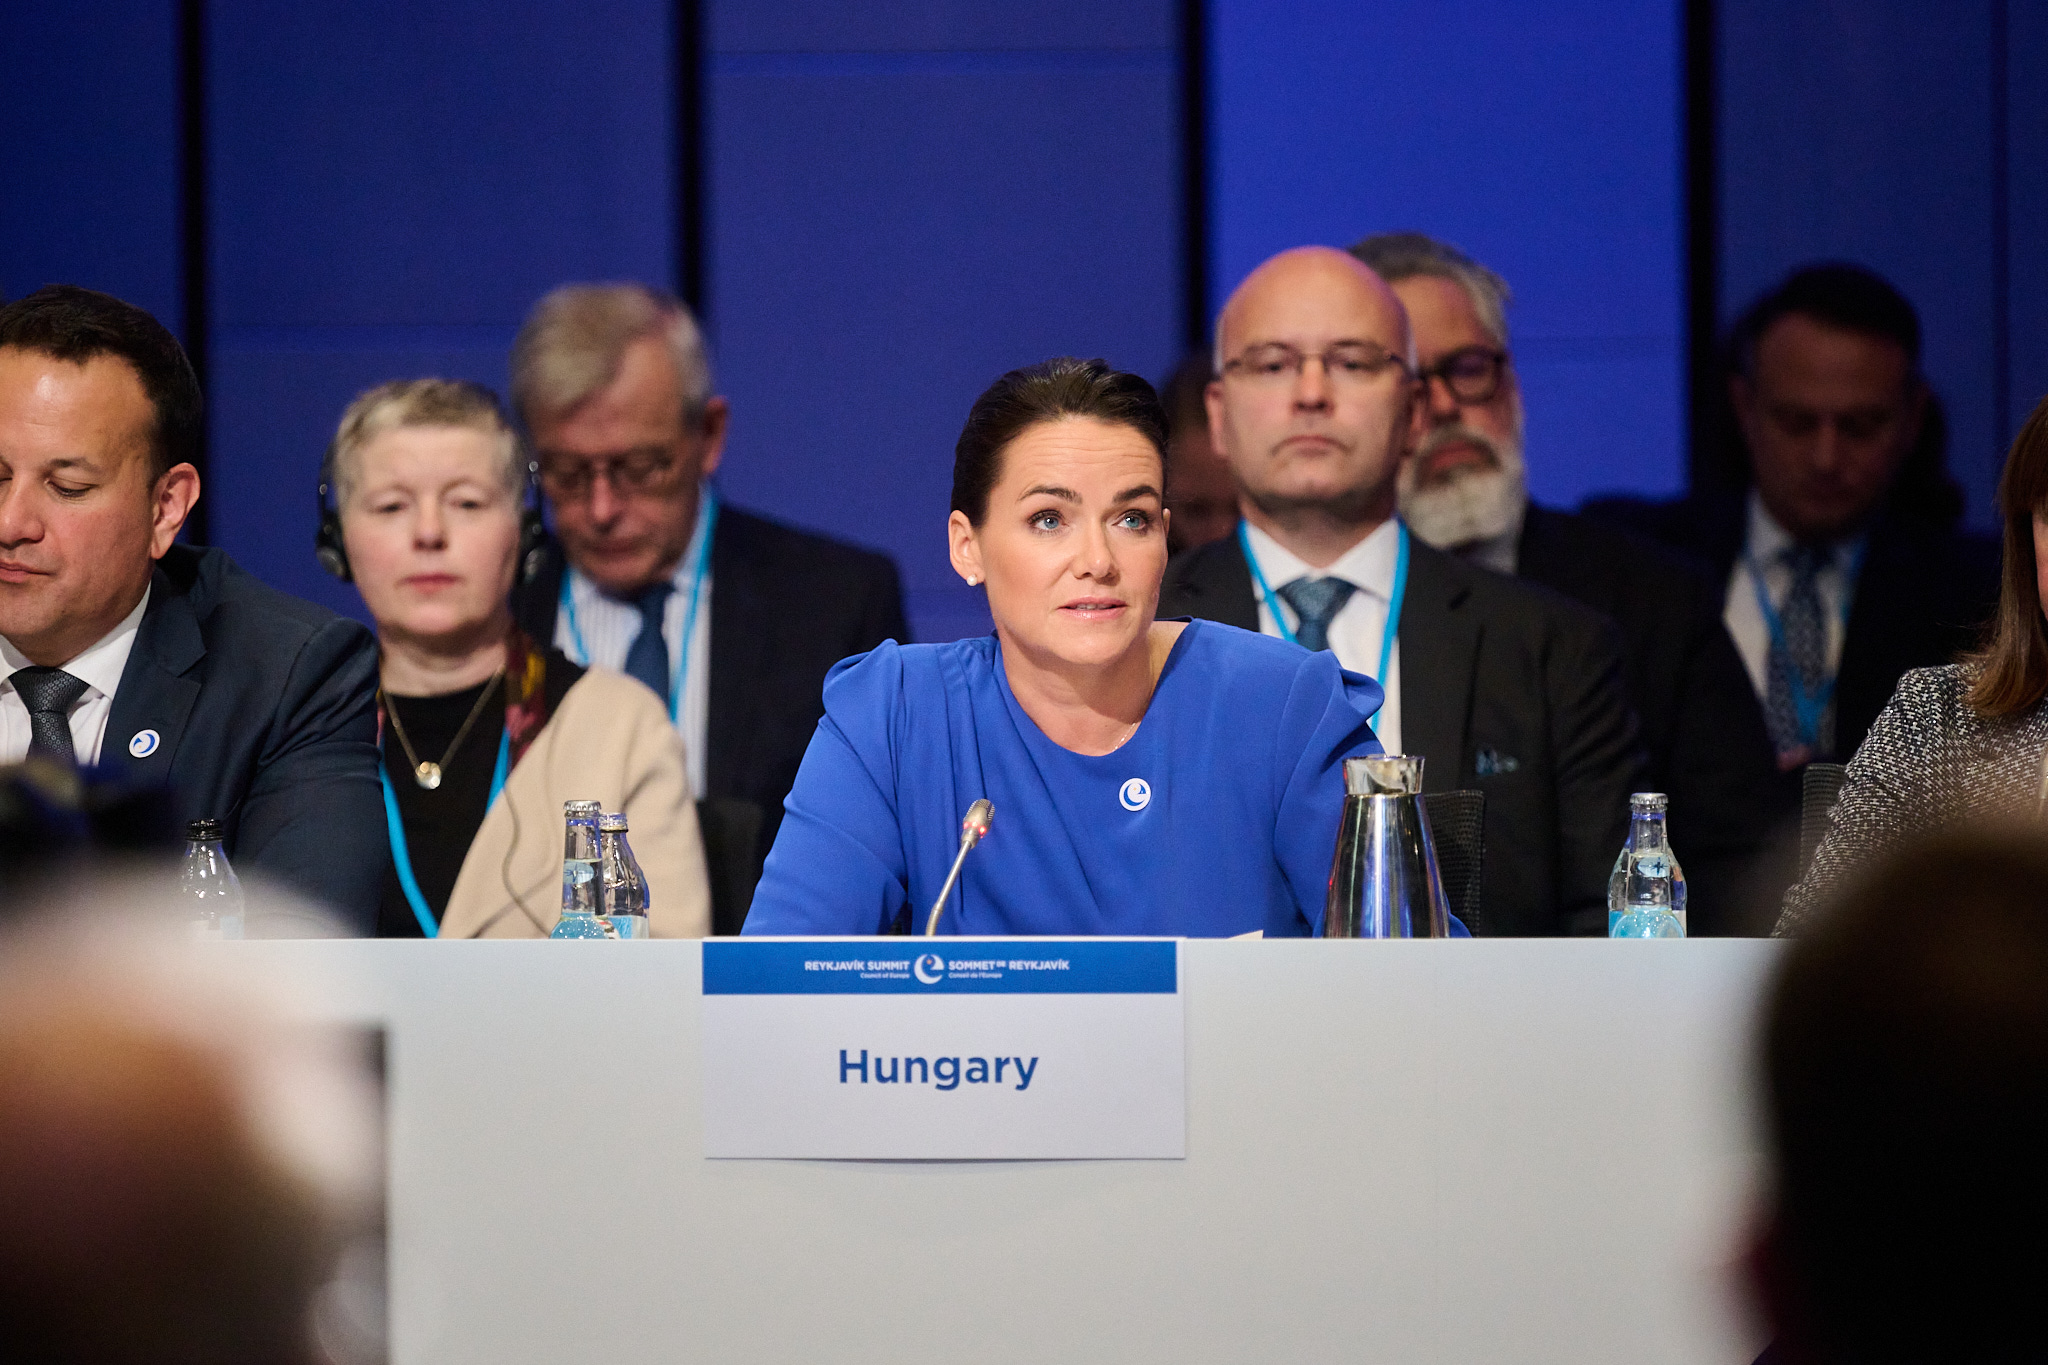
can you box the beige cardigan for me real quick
[438,667,711,938]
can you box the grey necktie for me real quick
[1277,577,1358,654]
[12,666,90,766]
[1765,544,1831,759]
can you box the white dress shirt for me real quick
[554,489,713,799]
[1723,492,1865,703]
[1240,518,1403,753]
[0,587,151,766]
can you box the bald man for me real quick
[1160,247,1647,935]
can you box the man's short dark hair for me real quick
[0,286,202,482]
[1731,262,1921,381]
[1762,826,2048,1363]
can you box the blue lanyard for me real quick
[1743,540,1867,748]
[560,488,717,724]
[381,727,510,938]
[1240,519,1409,687]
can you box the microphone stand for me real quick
[925,799,994,937]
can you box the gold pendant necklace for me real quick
[380,668,505,790]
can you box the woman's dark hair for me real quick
[0,285,201,482]
[1963,394,2048,716]
[951,357,1169,525]
[1698,262,1964,529]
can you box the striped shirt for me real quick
[554,496,712,798]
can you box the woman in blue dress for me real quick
[742,357,1386,937]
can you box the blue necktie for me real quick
[1276,576,1357,654]
[622,583,674,707]
[1765,544,1830,758]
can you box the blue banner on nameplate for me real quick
[701,939,1185,1160]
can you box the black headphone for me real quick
[315,437,548,585]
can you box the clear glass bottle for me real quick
[179,818,245,940]
[597,811,651,940]
[1608,792,1687,938]
[550,800,611,939]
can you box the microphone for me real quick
[924,799,994,937]
[2036,744,2048,819]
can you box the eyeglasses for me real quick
[1414,346,1510,405]
[535,444,685,502]
[1219,342,1413,386]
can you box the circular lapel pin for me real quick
[1119,777,1151,812]
[128,729,161,759]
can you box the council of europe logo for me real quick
[912,953,946,985]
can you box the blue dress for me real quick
[743,619,1388,937]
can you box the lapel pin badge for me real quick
[128,729,161,759]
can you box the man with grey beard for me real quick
[1353,233,1786,932]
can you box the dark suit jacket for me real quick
[1514,504,1785,935]
[95,545,385,930]
[1159,531,1648,936]
[1580,491,2000,764]
[514,503,909,888]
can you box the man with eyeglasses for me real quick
[1353,232,1782,934]
[1159,246,1646,936]
[509,285,908,930]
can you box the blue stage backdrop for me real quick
[1206,0,1687,512]
[5,1,2045,626]
[1721,0,2048,532]
[203,0,675,624]
[0,4,183,330]
[705,2,1182,644]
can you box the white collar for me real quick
[0,584,151,700]
[1242,516,1401,601]
[1746,490,1863,570]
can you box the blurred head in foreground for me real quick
[0,896,378,1363]
[1750,825,2048,1363]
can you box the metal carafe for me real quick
[1321,754,1452,938]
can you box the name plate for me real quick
[701,939,1184,1160]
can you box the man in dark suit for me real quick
[1350,233,1784,934]
[1160,247,1646,935]
[508,285,907,930]
[1586,265,1999,771]
[0,287,383,926]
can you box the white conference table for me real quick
[234,938,1777,1365]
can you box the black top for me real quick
[376,648,584,938]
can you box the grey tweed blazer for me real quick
[1777,665,2048,934]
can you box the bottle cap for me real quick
[598,811,629,832]
[185,818,223,841]
[563,799,602,817]
[1629,792,1669,813]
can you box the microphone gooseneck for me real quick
[924,799,994,937]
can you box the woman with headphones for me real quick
[320,379,709,938]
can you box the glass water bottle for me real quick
[550,800,611,939]
[597,811,650,940]
[180,818,245,940]
[1607,792,1687,938]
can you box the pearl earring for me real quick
[966,575,980,586]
